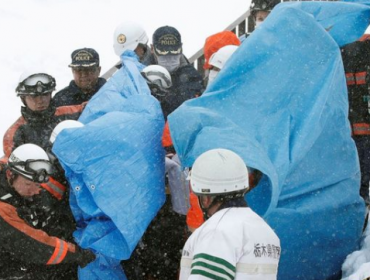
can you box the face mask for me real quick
[157,55,181,73]
[207,69,219,86]
[255,20,263,29]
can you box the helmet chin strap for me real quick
[199,192,249,221]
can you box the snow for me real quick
[342,210,370,280]
[0,0,249,153]
[1,1,369,278]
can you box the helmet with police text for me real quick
[8,144,53,183]
[250,0,281,17]
[189,149,249,197]
[50,120,84,144]
[113,21,149,57]
[209,45,238,70]
[16,69,56,96]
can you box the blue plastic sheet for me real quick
[168,2,370,279]
[53,51,165,279]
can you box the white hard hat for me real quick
[16,68,56,96]
[189,148,249,196]
[50,120,84,144]
[113,21,149,57]
[8,144,53,183]
[209,45,238,70]
[141,65,172,89]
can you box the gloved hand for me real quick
[77,247,96,268]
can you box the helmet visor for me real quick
[16,74,56,96]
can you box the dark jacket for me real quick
[341,35,370,135]
[3,104,83,159]
[53,78,106,107]
[149,54,204,119]
[0,169,85,280]
[163,64,204,119]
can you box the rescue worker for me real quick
[3,69,84,158]
[240,0,281,42]
[203,31,240,85]
[180,148,280,279]
[3,69,84,210]
[341,35,370,204]
[0,144,95,280]
[113,21,152,65]
[150,25,204,115]
[53,48,106,106]
[207,45,239,86]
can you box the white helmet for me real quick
[8,144,53,183]
[16,69,56,96]
[50,120,84,144]
[189,148,249,196]
[113,21,149,56]
[209,45,238,70]
[141,65,172,89]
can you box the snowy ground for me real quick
[0,0,248,153]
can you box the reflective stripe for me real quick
[345,72,367,85]
[236,263,278,274]
[352,123,370,135]
[346,73,355,85]
[355,72,366,85]
[40,177,66,200]
[182,258,277,275]
[0,194,12,200]
[46,239,68,265]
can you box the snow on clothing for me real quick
[0,169,83,280]
[2,103,84,219]
[341,36,370,202]
[168,2,369,279]
[180,207,280,280]
[52,77,106,107]
[147,53,204,119]
[3,104,83,159]
[52,50,165,280]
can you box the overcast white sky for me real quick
[0,0,249,153]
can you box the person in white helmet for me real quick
[2,69,85,212]
[207,45,239,86]
[113,21,151,65]
[180,148,280,280]
[141,65,172,118]
[0,144,95,280]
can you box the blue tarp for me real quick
[53,51,165,279]
[168,2,370,279]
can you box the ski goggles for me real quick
[9,159,54,183]
[16,74,56,96]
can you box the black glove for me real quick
[77,247,96,268]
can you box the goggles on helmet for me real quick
[141,70,172,90]
[16,74,56,96]
[9,159,54,183]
